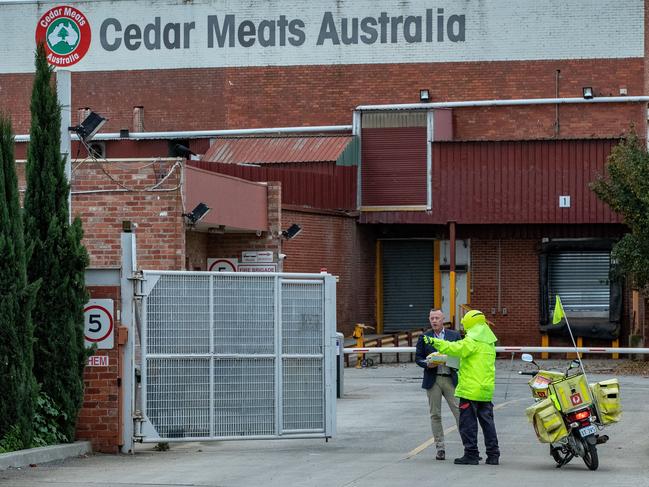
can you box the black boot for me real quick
[454,455,479,465]
[485,456,499,465]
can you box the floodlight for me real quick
[282,223,302,240]
[184,203,211,224]
[69,111,106,142]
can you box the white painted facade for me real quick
[1,0,644,73]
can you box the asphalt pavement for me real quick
[2,359,649,487]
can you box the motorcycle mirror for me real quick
[521,353,534,363]
[570,359,580,368]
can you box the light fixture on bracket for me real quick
[582,87,594,100]
[207,225,226,234]
[419,89,430,102]
[281,223,302,240]
[69,111,107,142]
[183,202,211,225]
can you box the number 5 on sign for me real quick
[84,299,114,349]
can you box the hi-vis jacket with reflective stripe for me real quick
[430,323,498,402]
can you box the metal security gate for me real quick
[548,251,610,317]
[134,271,337,442]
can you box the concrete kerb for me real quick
[0,441,92,470]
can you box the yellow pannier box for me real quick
[526,398,568,443]
[591,378,622,424]
[549,373,592,413]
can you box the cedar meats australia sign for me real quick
[3,0,643,73]
[35,5,91,66]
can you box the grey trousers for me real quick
[426,375,460,451]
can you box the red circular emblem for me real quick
[35,5,91,67]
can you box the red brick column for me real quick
[76,285,122,453]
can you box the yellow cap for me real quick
[461,310,486,330]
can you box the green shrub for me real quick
[31,391,68,447]
[0,425,24,453]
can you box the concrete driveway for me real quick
[2,360,648,487]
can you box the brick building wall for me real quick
[2,58,645,140]
[281,208,376,336]
[17,158,186,270]
[470,239,539,346]
[470,236,632,349]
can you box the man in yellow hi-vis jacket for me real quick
[430,309,500,466]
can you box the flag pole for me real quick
[557,296,589,382]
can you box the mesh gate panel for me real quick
[213,275,275,354]
[146,358,210,438]
[140,272,332,441]
[147,275,210,354]
[282,358,324,431]
[282,281,324,355]
[213,358,275,437]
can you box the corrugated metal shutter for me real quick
[382,241,434,332]
[361,127,427,206]
[548,251,610,316]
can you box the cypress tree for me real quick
[23,43,90,442]
[0,114,38,449]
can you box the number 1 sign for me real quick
[84,299,114,349]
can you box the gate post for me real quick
[120,229,137,453]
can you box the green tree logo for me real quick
[46,18,81,55]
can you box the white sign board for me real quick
[207,258,238,272]
[238,264,278,272]
[84,299,114,349]
[87,355,110,367]
[1,1,643,74]
[241,250,274,263]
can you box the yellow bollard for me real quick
[352,323,375,368]
[541,334,549,360]
[612,339,619,360]
[352,324,365,368]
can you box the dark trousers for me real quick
[458,398,500,459]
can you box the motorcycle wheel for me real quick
[550,446,563,464]
[581,438,599,471]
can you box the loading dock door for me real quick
[382,241,434,332]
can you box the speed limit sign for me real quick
[84,299,114,349]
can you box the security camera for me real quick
[278,253,287,260]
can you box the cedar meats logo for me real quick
[35,6,91,67]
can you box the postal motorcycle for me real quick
[519,353,621,470]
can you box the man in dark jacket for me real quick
[415,308,461,461]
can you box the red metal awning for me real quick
[185,166,268,232]
[203,135,353,164]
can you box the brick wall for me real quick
[282,208,376,336]
[3,58,645,140]
[470,237,632,349]
[17,158,186,270]
[77,285,121,453]
[470,239,540,346]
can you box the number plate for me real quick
[579,425,597,438]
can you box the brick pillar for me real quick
[75,285,122,453]
[267,181,282,241]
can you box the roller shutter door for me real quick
[548,251,610,317]
[382,241,434,333]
